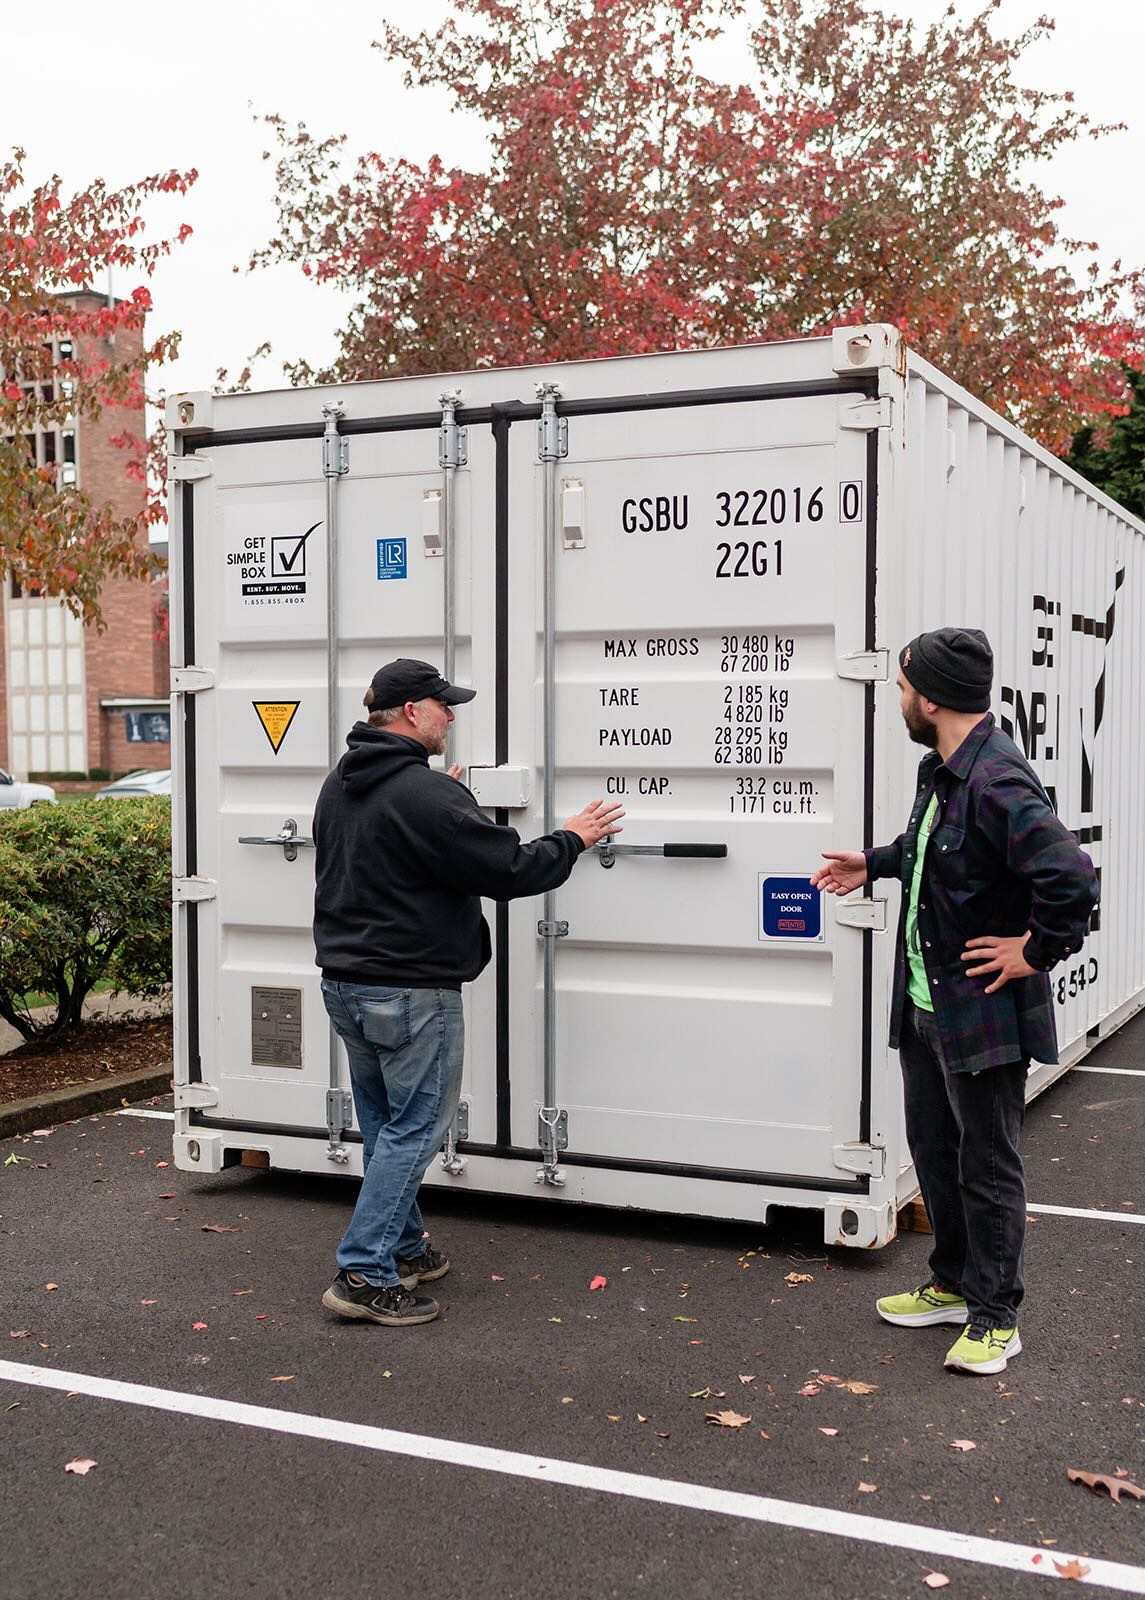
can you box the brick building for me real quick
[0,290,169,780]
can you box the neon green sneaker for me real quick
[944,1324,1022,1375]
[876,1281,968,1327]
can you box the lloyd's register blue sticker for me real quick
[376,537,408,580]
[758,874,823,941]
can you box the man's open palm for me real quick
[810,851,868,895]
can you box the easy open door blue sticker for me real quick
[758,875,823,942]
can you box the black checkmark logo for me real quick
[271,521,322,577]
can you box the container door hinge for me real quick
[832,1142,886,1178]
[839,396,892,431]
[837,649,889,682]
[168,453,213,483]
[537,920,569,939]
[834,897,887,932]
[171,666,214,694]
[173,876,217,904]
[174,1081,219,1110]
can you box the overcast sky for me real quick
[5,0,1143,402]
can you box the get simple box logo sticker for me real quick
[376,538,408,580]
[758,874,823,941]
[227,520,321,601]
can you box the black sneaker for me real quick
[396,1245,450,1287]
[322,1271,440,1325]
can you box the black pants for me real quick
[899,1002,1028,1328]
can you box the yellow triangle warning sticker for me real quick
[252,701,300,754]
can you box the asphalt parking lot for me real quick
[2,1019,1143,1600]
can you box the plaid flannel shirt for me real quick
[865,714,1099,1072]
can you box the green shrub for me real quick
[0,797,171,1041]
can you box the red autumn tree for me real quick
[0,148,195,625]
[252,0,1142,450]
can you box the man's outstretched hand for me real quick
[810,851,868,896]
[563,799,625,849]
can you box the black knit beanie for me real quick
[900,628,993,712]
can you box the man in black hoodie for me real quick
[314,658,624,1326]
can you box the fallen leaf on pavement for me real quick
[818,1427,839,1437]
[1053,1559,1091,1580]
[233,1290,253,1297]
[269,1375,295,1382]
[706,1410,751,1429]
[607,1414,621,1423]
[838,1381,879,1395]
[690,1387,726,1400]
[1067,1469,1145,1502]
[673,1316,697,1323]
[159,1193,176,1200]
[201,1224,240,1233]
[139,1300,157,1307]
[784,1272,813,1284]
[799,1383,823,1397]
[856,1482,878,1493]
[923,1574,950,1589]
[491,1275,504,1281]
[950,1439,977,1451]
[9,1331,30,1339]
[547,1317,562,1323]
[656,1431,670,1439]
[636,1413,648,1423]
[191,1321,208,1331]
[155,1161,169,1168]
[44,1284,59,1292]
[64,1459,97,1476]
[561,1396,574,1404]
[255,1314,268,1321]
[818,1374,841,1385]
[738,1375,755,1385]
[589,1275,607,1291]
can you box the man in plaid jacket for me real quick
[812,627,1098,1375]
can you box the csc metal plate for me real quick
[251,986,303,1068]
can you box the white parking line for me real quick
[1,1360,1141,1592]
[1026,1202,1143,1225]
[115,1109,175,1121]
[1073,1066,1145,1078]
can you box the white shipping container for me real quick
[166,325,1145,1248]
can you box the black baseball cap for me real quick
[367,658,477,709]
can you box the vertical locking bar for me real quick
[438,390,468,1175]
[536,383,568,1187]
[438,389,466,771]
[322,404,351,1161]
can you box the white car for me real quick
[95,768,172,799]
[0,769,57,808]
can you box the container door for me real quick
[180,422,499,1142]
[506,392,875,1183]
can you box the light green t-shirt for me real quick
[905,794,939,1012]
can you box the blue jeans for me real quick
[321,981,464,1287]
[899,1002,1027,1328]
